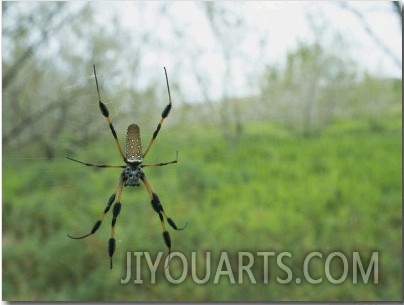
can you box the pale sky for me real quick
[105,1,401,102]
[4,1,400,103]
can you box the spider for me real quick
[67,65,185,269]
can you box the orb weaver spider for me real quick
[67,65,185,269]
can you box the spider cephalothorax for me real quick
[67,65,185,269]
[122,163,143,187]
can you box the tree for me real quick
[2,2,91,158]
[260,17,357,137]
[2,2,154,158]
[199,2,247,147]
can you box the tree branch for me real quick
[3,3,70,89]
[3,99,66,147]
[339,2,401,69]
[392,1,402,31]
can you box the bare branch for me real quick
[3,99,65,147]
[2,3,73,89]
[392,1,402,31]
[339,2,401,69]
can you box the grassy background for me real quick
[2,116,402,301]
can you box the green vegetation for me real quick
[3,116,401,301]
[3,2,401,301]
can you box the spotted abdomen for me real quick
[126,124,142,163]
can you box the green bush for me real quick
[2,118,401,301]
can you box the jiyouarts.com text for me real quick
[120,251,379,285]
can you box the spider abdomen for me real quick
[123,164,143,186]
[126,124,143,163]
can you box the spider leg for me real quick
[93,65,126,162]
[141,150,178,168]
[142,67,172,159]
[66,156,125,169]
[67,175,123,240]
[140,172,186,257]
[108,174,124,269]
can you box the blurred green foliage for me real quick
[3,2,401,301]
[3,115,401,301]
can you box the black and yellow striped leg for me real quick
[142,67,172,158]
[108,175,124,269]
[67,176,123,240]
[140,172,186,255]
[93,65,126,162]
[66,156,125,169]
[141,150,178,168]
